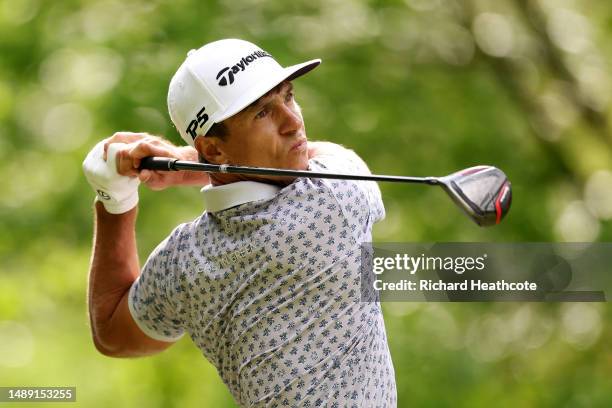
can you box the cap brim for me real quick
[214,59,321,124]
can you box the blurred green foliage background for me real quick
[1,0,612,406]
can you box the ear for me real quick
[195,136,230,164]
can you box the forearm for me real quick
[88,201,140,349]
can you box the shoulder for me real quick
[145,215,205,269]
[306,148,386,225]
[308,144,371,176]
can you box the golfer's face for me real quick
[221,82,309,173]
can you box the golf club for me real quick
[139,157,512,227]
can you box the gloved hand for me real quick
[83,141,140,214]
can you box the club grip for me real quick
[139,157,177,171]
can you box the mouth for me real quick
[289,138,307,152]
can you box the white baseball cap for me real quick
[168,39,321,146]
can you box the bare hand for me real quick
[102,132,207,190]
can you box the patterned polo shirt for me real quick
[128,150,397,407]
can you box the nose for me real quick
[278,104,302,136]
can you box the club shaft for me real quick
[140,157,440,185]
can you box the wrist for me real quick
[95,199,138,219]
[179,170,211,186]
[178,145,199,161]
[177,146,210,185]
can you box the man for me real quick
[83,39,397,407]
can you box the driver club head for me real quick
[437,165,512,227]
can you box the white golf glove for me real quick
[83,141,140,214]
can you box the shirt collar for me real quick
[200,181,281,212]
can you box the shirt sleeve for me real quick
[310,148,386,223]
[128,225,187,342]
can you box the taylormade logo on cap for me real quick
[167,39,322,147]
[216,50,273,86]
